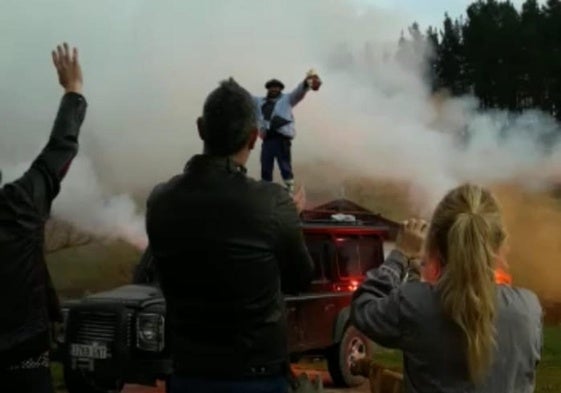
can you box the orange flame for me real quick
[495,267,512,286]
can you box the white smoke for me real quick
[1,0,560,247]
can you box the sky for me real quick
[1,0,560,249]
[361,0,542,31]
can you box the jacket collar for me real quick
[184,154,247,175]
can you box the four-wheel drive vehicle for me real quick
[52,199,398,393]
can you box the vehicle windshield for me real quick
[335,236,381,278]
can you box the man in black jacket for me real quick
[146,78,314,393]
[0,43,86,393]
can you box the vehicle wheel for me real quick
[327,324,377,387]
[63,366,123,393]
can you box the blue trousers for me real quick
[261,137,293,182]
[168,375,289,393]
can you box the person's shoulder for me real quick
[242,179,294,214]
[146,174,184,206]
[499,285,540,303]
[245,177,286,196]
[498,285,542,317]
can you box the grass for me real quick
[47,240,141,299]
[536,326,561,392]
[52,363,65,393]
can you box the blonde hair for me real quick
[427,184,506,383]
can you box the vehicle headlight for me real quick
[136,313,165,352]
[55,308,70,344]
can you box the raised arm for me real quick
[287,69,322,107]
[351,219,427,348]
[287,80,310,107]
[350,250,408,348]
[10,43,87,219]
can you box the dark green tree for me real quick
[436,14,466,95]
[397,0,561,121]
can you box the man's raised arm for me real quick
[10,43,87,219]
[288,69,322,107]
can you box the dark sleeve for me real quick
[11,92,87,219]
[273,189,314,294]
[350,250,408,348]
[132,247,158,285]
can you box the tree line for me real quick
[398,0,561,120]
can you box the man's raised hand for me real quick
[305,69,322,91]
[52,42,83,94]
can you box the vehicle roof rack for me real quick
[300,218,392,229]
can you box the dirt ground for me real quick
[118,365,370,393]
[55,302,561,393]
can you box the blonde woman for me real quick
[351,184,542,392]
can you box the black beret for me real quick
[265,79,285,90]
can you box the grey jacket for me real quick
[351,250,543,393]
[254,81,310,139]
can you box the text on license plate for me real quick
[70,343,108,359]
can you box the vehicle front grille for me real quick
[125,311,133,348]
[67,306,136,361]
[73,311,118,345]
[71,311,117,359]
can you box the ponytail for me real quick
[437,212,497,383]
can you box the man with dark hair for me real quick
[255,70,322,194]
[0,43,86,393]
[146,78,314,393]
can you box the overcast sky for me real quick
[361,0,542,32]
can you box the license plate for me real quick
[70,343,108,359]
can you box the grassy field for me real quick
[47,240,141,299]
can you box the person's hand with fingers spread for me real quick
[395,218,428,262]
[52,42,83,94]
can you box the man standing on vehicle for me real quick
[255,70,322,194]
[146,78,314,393]
[0,43,86,393]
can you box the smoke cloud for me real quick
[2,0,561,261]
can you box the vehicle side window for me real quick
[359,236,383,271]
[336,235,384,277]
[304,234,332,282]
[336,237,361,278]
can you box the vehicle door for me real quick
[293,233,344,351]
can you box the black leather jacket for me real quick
[0,93,87,365]
[146,154,313,379]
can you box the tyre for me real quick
[327,324,377,387]
[63,366,123,393]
